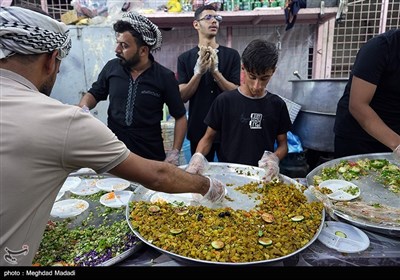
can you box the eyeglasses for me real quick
[197,14,223,23]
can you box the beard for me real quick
[39,72,57,96]
[117,51,140,70]
[39,59,60,96]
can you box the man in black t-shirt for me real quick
[177,4,241,162]
[79,12,187,165]
[187,39,292,183]
[334,29,400,160]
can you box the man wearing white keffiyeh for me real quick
[119,11,162,52]
[0,6,71,60]
[78,11,188,166]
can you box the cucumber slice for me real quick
[370,160,386,169]
[350,166,361,173]
[170,228,182,235]
[258,237,273,246]
[176,208,189,215]
[148,205,160,213]
[211,240,224,249]
[338,166,347,173]
[335,230,347,238]
[291,215,304,222]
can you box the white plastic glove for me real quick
[209,48,219,73]
[165,148,180,165]
[258,151,280,182]
[393,144,400,162]
[186,152,210,174]
[203,176,226,203]
[194,46,211,75]
[194,57,208,75]
[192,176,226,203]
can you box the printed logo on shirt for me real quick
[249,113,263,129]
[141,90,161,98]
[3,245,29,265]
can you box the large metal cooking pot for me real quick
[287,79,347,152]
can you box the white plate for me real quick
[70,179,101,196]
[318,221,370,253]
[55,191,65,202]
[100,191,133,208]
[319,179,361,201]
[50,199,89,218]
[96,178,131,192]
[74,168,96,174]
[150,192,195,205]
[60,177,82,192]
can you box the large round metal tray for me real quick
[306,153,400,237]
[126,162,325,265]
[35,173,143,266]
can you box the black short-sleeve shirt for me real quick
[177,46,241,143]
[88,56,186,160]
[205,89,292,166]
[334,29,400,142]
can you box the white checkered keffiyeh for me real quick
[0,6,71,59]
[120,11,162,52]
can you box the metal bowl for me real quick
[306,153,400,237]
[288,79,347,152]
[126,162,325,265]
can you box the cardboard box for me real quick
[61,10,86,25]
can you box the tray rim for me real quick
[126,163,325,265]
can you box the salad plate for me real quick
[100,191,133,208]
[96,178,131,192]
[70,179,101,196]
[50,199,89,218]
[319,179,361,201]
[60,177,81,192]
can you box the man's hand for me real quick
[186,152,209,174]
[194,46,212,75]
[165,148,180,165]
[194,56,210,75]
[258,151,280,182]
[186,154,225,203]
[203,176,226,203]
[209,48,219,73]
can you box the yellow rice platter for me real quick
[126,163,325,265]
